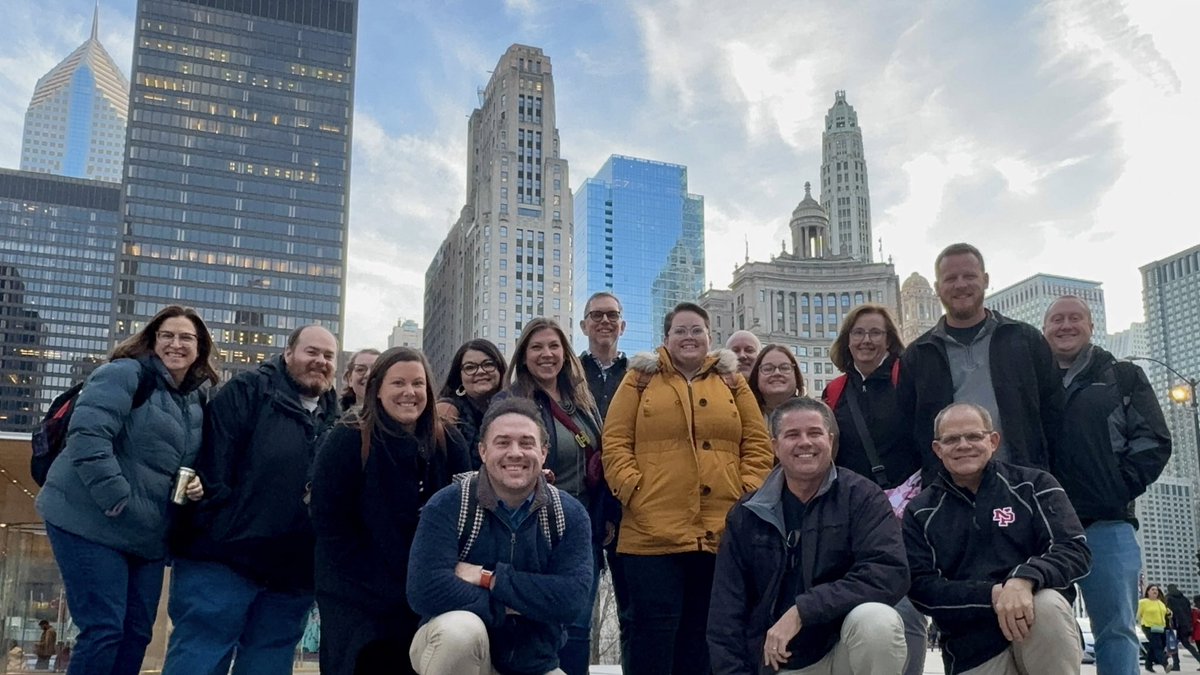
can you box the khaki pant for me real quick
[962,590,1081,675]
[779,602,907,674]
[409,610,566,675]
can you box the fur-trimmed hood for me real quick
[629,346,739,377]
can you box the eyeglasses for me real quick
[849,328,887,340]
[461,361,498,376]
[758,364,795,375]
[156,331,198,345]
[350,364,371,375]
[935,431,991,446]
[586,310,621,323]
[669,326,707,338]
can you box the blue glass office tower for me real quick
[118,0,357,372]
[0,170,120,431]
[573,155,704,353]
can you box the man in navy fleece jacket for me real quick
[407,397,592,675]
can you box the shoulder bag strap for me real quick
[546,398,591,450]
[843,379,889,487]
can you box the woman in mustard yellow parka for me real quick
[601,301,773,675]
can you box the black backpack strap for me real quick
[843,378,889,487]
[456,472,484,561]
[1113,361,1138,406]
[541,483,566,549]
[131,361,158,409]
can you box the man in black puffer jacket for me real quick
[1044,295,1171,675]
[165,325,340,675]
[904,402,1091,675]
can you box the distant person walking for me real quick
[1138,584,1171,672]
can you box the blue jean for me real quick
[558,543,600,675]
[163,558,313,675]
[1077,521,1142,675]
[45,523,165,675]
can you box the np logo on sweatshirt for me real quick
[992,507,1016,527]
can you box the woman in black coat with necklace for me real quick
[311,347,472,675]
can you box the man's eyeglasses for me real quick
[156,331,198,345]
[461,361,498,376]
[669,326,707,338]
[758,364,795,375]
[935,431,991,446]
[849,328,887,340]
[586,310,621,323]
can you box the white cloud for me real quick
[341,111,466,348]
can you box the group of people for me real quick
[35,240,1175,675]
[1137,583,1200,672]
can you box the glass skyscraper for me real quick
[573,155,704,353]
[0,169,120,431]
[118,0,357,372]
[20,7,129,183]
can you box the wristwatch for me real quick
[480,568,495,590]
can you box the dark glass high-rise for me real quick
[119,0,357,375]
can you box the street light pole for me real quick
[1128,355,1200,471]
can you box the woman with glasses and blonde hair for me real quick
[435,339,507,470]
[36,305,218,673]
[602,302,773,674]
[748,344,805,421]
[824,302,926,675]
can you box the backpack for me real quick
[31,362,156,487]
[824,358,901,411]
[452,471,565,561]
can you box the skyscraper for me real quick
[1107,321,1147,362]
[819,91,872,261]
[20,5,129,183]
[573,155,704,352]
[424,44,571,376]
[899,272,940,344]
[117,0,357,372]
[1138,244,1200,594]
[0,169,120,431]
[985,273,1107,345]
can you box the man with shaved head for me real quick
[726,330,761,379]
[1043,295,1171,674]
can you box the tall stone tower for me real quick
[424,45,572,375]
[819,91,872,261]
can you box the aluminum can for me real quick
[171,467,197,505]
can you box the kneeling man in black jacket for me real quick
[709,396,909,674]
[904,402,1091,675]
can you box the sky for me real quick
[1,0,1196,350]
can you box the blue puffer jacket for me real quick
[36,356,205,560]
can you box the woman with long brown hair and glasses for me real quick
[36,305,218,673]
[311,347,471,675]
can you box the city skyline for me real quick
[0,1,1196,350]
